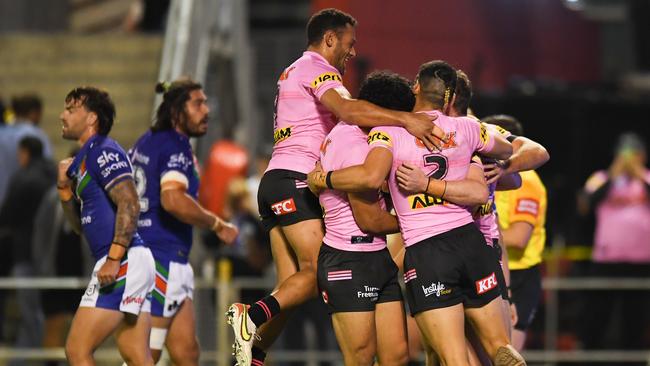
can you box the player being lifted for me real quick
[226,8,446,366]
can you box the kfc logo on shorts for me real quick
[271,198,296,216]
[321,290,329,304]
[475,272,498,294]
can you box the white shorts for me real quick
[151,259,194,318]
[80,246,155,315]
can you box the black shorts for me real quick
[510,264,542,331]
[257,169,322,232]
[403,223,501,316]
[491,239,509,300]
[317,244,403,313]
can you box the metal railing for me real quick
[1,267,650,364]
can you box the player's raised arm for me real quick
[320,88,445,151]
[57,158,81,235]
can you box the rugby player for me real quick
[129,79,238,365]
[308,61,526,366]
[57,87,155,365]
[226,8,446,366]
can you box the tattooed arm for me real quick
[107,179,140,248]
[96,178,140,286]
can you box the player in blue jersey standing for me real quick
[57,87,156,365]
[129,79,238,365]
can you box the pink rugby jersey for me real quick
[368,110,495,247]
[266,51,345,174]
[320,122,387,252]
[473,124,512,245]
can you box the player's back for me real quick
[130,129,198,263]
[267,51,343,175]
[320,122,387,252]
[369,110,493,246]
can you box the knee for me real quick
[169,337,200,364]
[379,345,409,366]
[122,353,154,366]
[351,343,376,366]
[65,341,90,365]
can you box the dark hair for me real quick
[453,70,472,116]
[358,70,415,112]
[152,79,203,132]
[11,94,42,117]
[307,8,357,46]
[65,87,116,136]
[18,136,44,159]
[416,60,457,109]
[482,114,524,136]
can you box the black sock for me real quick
[251,346,267,366]
[248,295,281,327]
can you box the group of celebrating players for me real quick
[227,7,548,366]
[53,6,548,366]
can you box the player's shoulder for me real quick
[87,135,126,156]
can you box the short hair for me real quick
[306,8,357,46]
[18,136,44,159]
[11,94,42,118]
[358,70,415,112]
[65,87,116,136]
[152,79,203,132]
[416,60,457,109]
[482,114,524,136]
[453,70,472,116]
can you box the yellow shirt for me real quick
[495,170,547,270]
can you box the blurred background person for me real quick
[0,94,51,206]
[489,115,548,352]
[578,132,650,353]
[31,147,93,366]
[0,136,56,364]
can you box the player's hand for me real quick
[509,301,518,326]
[307,162,326,195]
[403,112,445,151]
[97,259,120,286]
[484,160,510,185]
[58,158,74,189]
[396,163,429,194]
[215,220,239,245]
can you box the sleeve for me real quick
[464,119,496,154]
[159,145,193,188]
[305,62,345,100]
[87,146,134,192]
[506,179,543,226]
[367,127,397,155]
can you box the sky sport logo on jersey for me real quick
[475,272,498,294]
[271,198,296,216]
[97,150,129,178]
